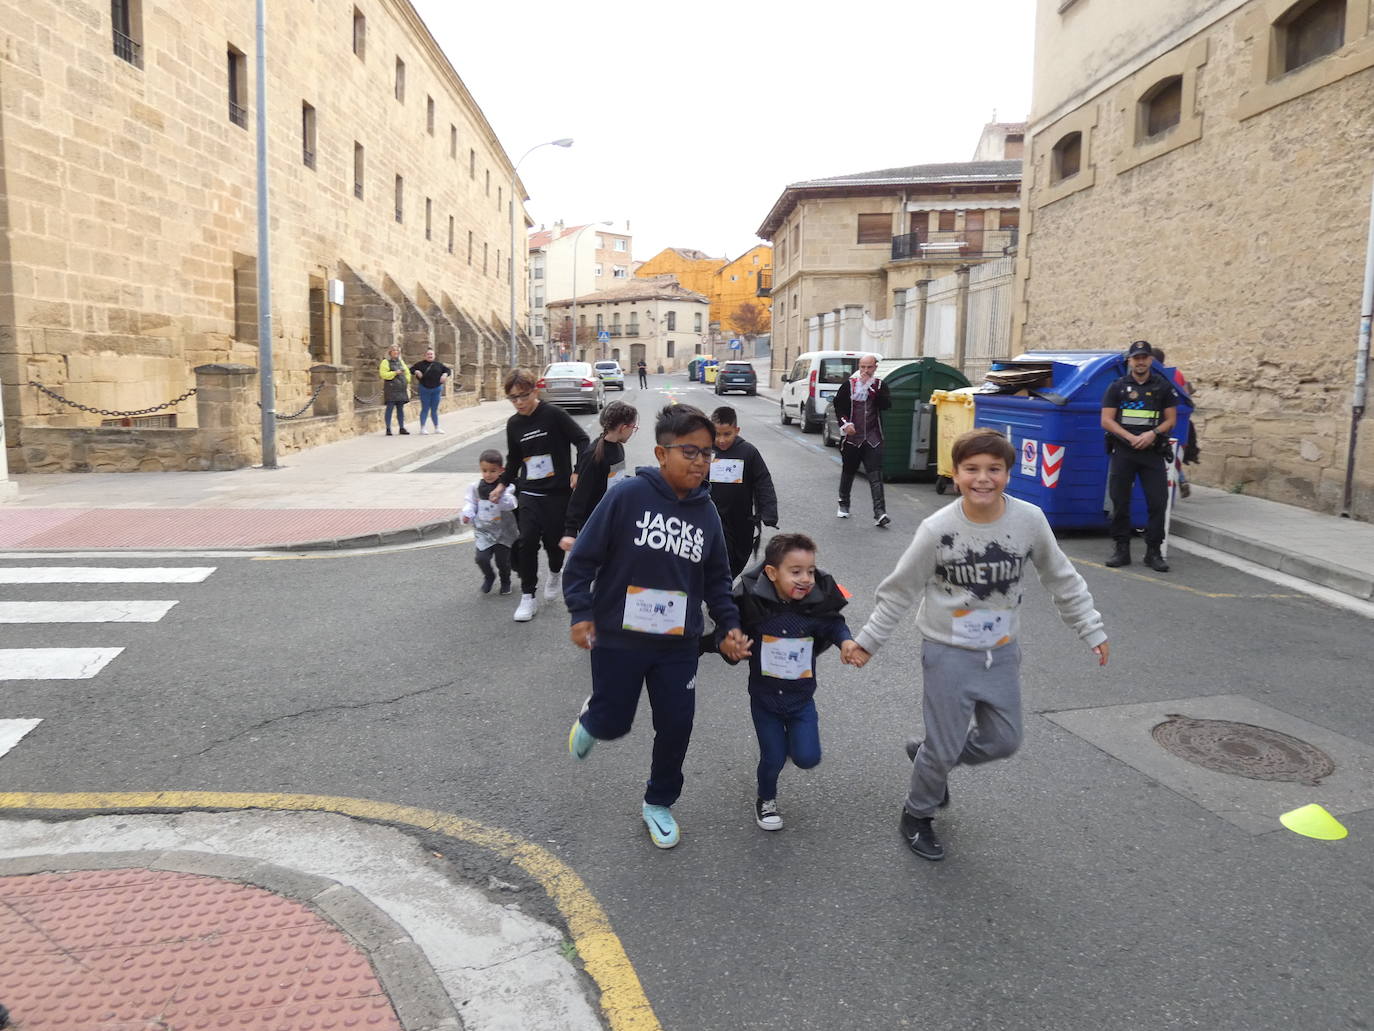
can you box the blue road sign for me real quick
[597,331,610,343]
[729,339,742,350]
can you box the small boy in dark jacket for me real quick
[564,403,753,850]
[708,406,779,579]
[721,533,857,831]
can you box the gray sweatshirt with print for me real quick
[855,495,1107,655]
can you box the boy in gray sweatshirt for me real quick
[847,429,1110,861]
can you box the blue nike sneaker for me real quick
[642,803,680,849]
[568,717,596,759]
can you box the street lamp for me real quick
[570,221,613,361]
[509,138,573,369]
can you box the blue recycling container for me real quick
[971,351,1193,531]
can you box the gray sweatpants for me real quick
[907,639,1023,818]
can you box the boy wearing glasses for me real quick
[563,404,753,849]
[489,369,590,622]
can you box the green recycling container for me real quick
[874,357,971,482]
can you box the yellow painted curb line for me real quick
[0,790,660,1031]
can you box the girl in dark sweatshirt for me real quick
[561,400,638,551]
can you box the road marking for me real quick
[0,718,41,758]
[0,790,662,1031]
[0,648,124,680]
[1070,556,1301,599]
[0,567,216,584]
[0,601,178,623]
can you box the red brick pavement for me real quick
[0,867,402,1030]
[0,509,458,549]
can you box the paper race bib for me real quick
[607,462,628,485]
[951,609,1013,648]
[622,586,688,636]
[709,458,744,484]
[524,453,554,479]
[760,635,814,680]
[477,500,500,521]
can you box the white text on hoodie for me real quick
[632,510,704,562]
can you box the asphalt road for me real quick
[2,375,1372,1030]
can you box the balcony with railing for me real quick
[113,30,141,66]
[756,271,772,297]
[229,100,248,128]
[891,227,1019,262]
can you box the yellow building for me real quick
[635,249,725,306]
[713,246,773,337]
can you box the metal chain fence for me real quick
[258,381,326,420]
[29,381,197,418]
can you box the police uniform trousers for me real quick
[1108,445,1169,548]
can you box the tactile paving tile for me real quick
[0,868,404,1030]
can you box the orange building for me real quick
[636,245,773,331]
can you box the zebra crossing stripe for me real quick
[0,719,42,759]
[0,648,123,680]
[0,567,215,584]
[0,601,178,623]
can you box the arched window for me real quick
[1278,0,1346,75]
[1051,132,1082,183]
[1141,75,1183,138]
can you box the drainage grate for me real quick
[1152,715,1335,786]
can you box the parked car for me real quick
[537,361,604,413]
[779,350,880,433]
[714,361,758,396]
[594,360,625,390]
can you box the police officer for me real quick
[1100,340,1179,572]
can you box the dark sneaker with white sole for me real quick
[900,809,945,861]
[755,798,783,831]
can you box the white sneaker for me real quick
[836,506,850,519]
[513,594,538,621]
[419,426,430,435]
[434,427,445,434]
[544,571,563,601]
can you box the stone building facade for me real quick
[546,277,710,373]
[756,160,1022,384]
[527,221,633,346]
[1015,0,1374,516]
[0,0,534,472]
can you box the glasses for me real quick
[663,444,716,462]
[506,391,534,403]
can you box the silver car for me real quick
[538,361,605,413]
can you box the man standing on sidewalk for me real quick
[637,359,648,389]
[490,369,590,621]
[1101,340,1179,572]
[832,354,892,528]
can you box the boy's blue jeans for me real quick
[418,384,442,427]
[750,697,821,800]
[582,645,699,807]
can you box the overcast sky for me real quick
[411,0,1035,262]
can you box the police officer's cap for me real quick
[1126,340,1154,358]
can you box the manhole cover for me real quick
[1151,716,1335,785]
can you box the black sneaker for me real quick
[755,798,783,831]
[875,513,891,529]
[398,428,410,435]
[480,572,496,594]
[899,809,945,861]
[499,581,513,595]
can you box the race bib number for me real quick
[607,462,628,485]
[622,586,688,636]
[760,635,814,680]
[951,609,1013,648]
[709,458,744,484]
[477,500,499,521]
[524,453,554,479]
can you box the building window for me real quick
[778,239,787,266]
[483,242,489,275]
[497,250,502,281]
[468,231,473,265]
[613,266,627,278]
[227,46,247,127]
[752,254,759,264]
[694,312,703,332]
[448,216,454,253]
[612,313,621,331]
[666,340,675,358]
[394,175,403,223]
[790,224,799,253]
[112,0,142,66]
[469,149,476,178]
[666,311,676,331]
[596,235,605,248]
[426,96,435,134]
[353,142,364,198]
[614,238,627,251]
[1051,131,1082,182]
[856,213,890,244]
[1140,75,1183,138]
[534,324,544,337]
[425,197,432,240]
[594,264,603,277]
[1277,0,1346,74]
[394,57,405,101]
[450,125,457,158]
[352,7,366,59]
[497,186,502,212]
[938,210,957,232]
[596,314,604,332]
[485,169,490,195]
[301,102,316,168]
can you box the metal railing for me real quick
[113,30,141,66]
[354,181,364,199]
[757,271,772,297]
[229,100,247,128]
[891,228,1019,262]
[302,146,315,168]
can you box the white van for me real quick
[778,350,883,433]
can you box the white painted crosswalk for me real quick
[0,564,217,765]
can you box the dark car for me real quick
[713,360,757,396]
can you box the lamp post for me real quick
[570,221,613,361]
[509,138,573,369]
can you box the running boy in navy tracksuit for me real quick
[563,403,753,849]
[708,406,779,579]
[720,533,857,832]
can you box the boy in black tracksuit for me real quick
[708,406,779,578]
[718,533,855,831]
[564,404,752,850]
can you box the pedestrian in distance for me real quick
[410,347,452,435]
[561,400,639,552]
[832,353,892,528]
[713,532,858,831]
[708,406,779,579]
[637,358,648,388]
[489,368,591,622]
[1101,340,1180,572]
[379,344,411,435]
[461,448,518,595]
[563,403,752,850]
[845,429,1109,863]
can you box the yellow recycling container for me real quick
[704,363,719,384]
[930,387,979,493]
